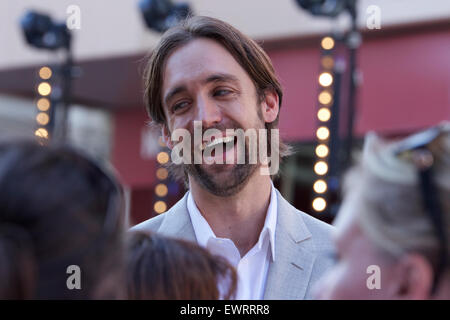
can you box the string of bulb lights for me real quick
[35,66,53,141]
[312,35,336,213]
[154,137,170,214]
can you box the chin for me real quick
[191,163,257,197]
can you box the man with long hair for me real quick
[133,16,334,300]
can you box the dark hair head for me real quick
[126,231,237,300]
[0,140,125,299]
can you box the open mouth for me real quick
[201,135,237,160]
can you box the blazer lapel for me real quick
[157,193,197,242]
[264,190,316,300]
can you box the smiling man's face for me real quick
[161,38,277,196]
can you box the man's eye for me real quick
[213,89,231,97]
[172,101,189,112]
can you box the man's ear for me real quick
[260,89,279,124]
[161,124,174,149]
[389,253,433,300]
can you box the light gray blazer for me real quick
[131,189,335,299]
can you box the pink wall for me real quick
[112,108,156,188]
[270,28,450,141]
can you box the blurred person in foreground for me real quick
[314,122,450,299]
[0,141,125,299]
[132,15,334,299]
[127,232,237,299]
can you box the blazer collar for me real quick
[157,193,197,242]
[263,189,315,300]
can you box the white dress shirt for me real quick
[187,183,277,300]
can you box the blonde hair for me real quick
[343,123,450,270]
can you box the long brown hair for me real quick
[126,232,237,300]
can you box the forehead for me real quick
[162,38,253,95]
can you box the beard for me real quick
[184,119,263,197]
[185,146,258,197]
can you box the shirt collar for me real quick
[187,182,277,261]
[187,191,217,247]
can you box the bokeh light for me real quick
[154,201,167,214]
[314,161,328,175]
[312,197,327,212]
[319,72,333,87]
[321,37,335,50]
[157,151,169,164]
[39,66,52,79]
[38,82,51,96]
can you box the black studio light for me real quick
[139,0,192,32]
[21,11,71,50]
[295,0,356,17]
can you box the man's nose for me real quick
[195,94,222,128]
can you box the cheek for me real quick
[313,261,372,300]
[225,95,260,121]
[169,116,193,133]
[313,264,350,299]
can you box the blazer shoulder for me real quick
[298,210,334,235]
[129,213,165,234]
[128,192,190,236]
[300,211,334,251]
[286,202,335,252]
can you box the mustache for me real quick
[194,122,244,136]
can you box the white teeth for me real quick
[202,136,234,150]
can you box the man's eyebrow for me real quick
[202,73,240,86]
[164,85,187,106]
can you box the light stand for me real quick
[295,0,361,216]
[20,11,76,144]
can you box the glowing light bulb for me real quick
[316,127,330,140]
[313,179,328,193]
[155,183,168,197]
[321,37,335,50]
[39,66,52,79]
[37,98,50,111]
[319,72,333,87]
[315,144,329,158]
[156,167,169,180]
[314,161,328,175]
[312,197,327,212]
[35,128,49,139]
[157,151,169,164]
[318,91,332,105]
[36,112,50,125]
[317,108,331,122]
[154,201,167,214]
[38,82,51,96]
